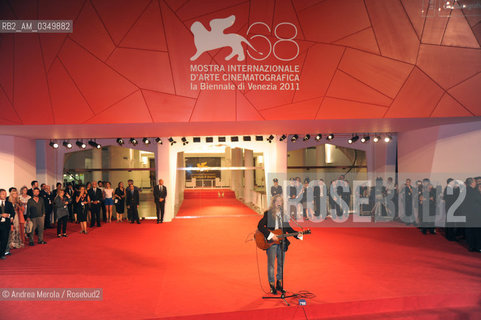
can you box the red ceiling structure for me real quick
[0,0,480,127]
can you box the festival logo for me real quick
[190,15,260,61]
[189,15,301,91]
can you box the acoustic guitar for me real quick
[254,229,311,250]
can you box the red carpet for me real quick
[183,189,236,199]
[1,193,481,320]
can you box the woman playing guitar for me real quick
[257,195,303,295]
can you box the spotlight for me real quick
[168,137,176,146]
[315,134,322,141]
[326,134,334,140]
[373,135,381,143]
[193,137,201,143]
[231,136,239,142]
[142,138,150,145]
[243,136,251,141]
[116,138,124,146]
[361,136,370,143]
[49,141,59,149]
[348,135,359,144]
[130,138,138,146]
[384,135,392,143]
[76,140,87,149]
[62,141,72,149]
[267,135,274,143]
[155,137,163,144]
[279,134,287,141]
[218,137,226,142]
[255,136,263,141]
[303,134,310,141]
[181,137,188,145]
[206,137,214,143]
[88,140,101,149]
[291,134,299,142]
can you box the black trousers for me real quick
[90,204,101,227]
[155,201,165,222]
[0,222,10,256]
[57,216,68,234]
[466,227,481,250]
[44,207,52,228]
[128,206,140,223]
[101,202,106,222]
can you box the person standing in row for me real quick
[127,184,140,224]
[18,186,30,241]
[26,188,47,246]
[40,184,53,229]
[103,182,114,223]
[76,186,90,234]
[153,179,167,224]
[88,181,103,228]
[27,180,38,197]
[8,188,24,250]
[0,189,16,260]
[114,182,126,222]
[65,184,75,222]
[54,189,71,238]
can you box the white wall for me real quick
[0,135,37,190]
[398,120,481,183]
[0,136,15,190]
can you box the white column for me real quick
[155,141,176,221]
[175,152,185,213]
[231,148,243,198]
[244,149,254,203]
[92,147,102,182]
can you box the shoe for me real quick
[29,241,34,246]
[157,220,160,224]
[0,256,6,260]
[62,234,68,237]
[269,283,277,295]
[38,241,47,244]
[57,234,62,238]
[136,221,141,224]
[276,280,286,294]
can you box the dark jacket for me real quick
[462,186,481,226]
[258,210,297,238]
[0,200,15,225]
[26,197,45,219]
[54,196,71,219]
[153,185,167,203]
[257,210,299,250]
[126,189,140,207]
[40,189,53,211]
[88,188,103,205]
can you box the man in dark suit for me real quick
[153,179,167,223]
[40,184,54,229]
[27,180,38,197]
[0,189,15,260]
[463,178,481,252]
[88,181,103,227]
[126,184,140,224]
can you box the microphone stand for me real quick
[262,209,296,306]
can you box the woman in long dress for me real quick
[114,182,126,222]
[18,186,30,241]
[8,188,25,249]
